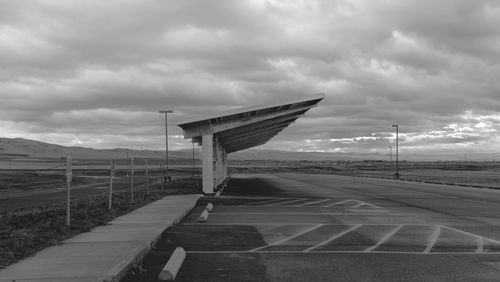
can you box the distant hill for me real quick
[0,137,382,161]
[0,137,192,160]
[0,137,497,162]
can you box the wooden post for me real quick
[130,157,134,203]
[145,159,149,195]
[108,159,115,210]
[66,157,72,227]
[160,162,164,192]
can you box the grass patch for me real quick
[0,171,95,192]
[0,178,200,268]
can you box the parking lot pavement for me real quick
[125,174,500,282]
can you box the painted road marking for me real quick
[181,224,499,254]
[266,198,309,207]
[442,225,500,245]
[249,224,323,252]
[239,198,285,206]
[294,199,331,207]
[305,225,362,252]
[365,225,403,252]
[351,202,366,208]
[323,200,354,207]
[238,198,381,209]
[351,200,381,209]
[210,212,406,216]
[423,225,441,253]
[186,250,500,254]
[477,237,484,253]
[181,223,436,226]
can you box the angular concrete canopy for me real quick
[178,93,325,194]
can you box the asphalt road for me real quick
[127,173,500,282]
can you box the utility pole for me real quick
[159,110,173,183]
[392,125,399,179]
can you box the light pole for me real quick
[159,110,173,182]
[392,124,399,178]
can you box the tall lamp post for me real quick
[159,110,173,182]
[392,124,399,179]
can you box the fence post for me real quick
[145,159,149,195]
[108,159,115,210]
[160,162,164,192]
[66,157,72,227]
[130,157,134,203]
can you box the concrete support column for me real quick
[219,144,224,184]
[222,150,227,180]
[214,137,221,188]
[202,134,214,194]
[216,144,221,187]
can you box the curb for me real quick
[100,195,200,282]
[204,203,213,212]
[101,243,151,282]
[198,210,209,222]
[159,247,186,281]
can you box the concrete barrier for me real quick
[158,247,186,281]
[198,210,209,222]
[204,203,213,212]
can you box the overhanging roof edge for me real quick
[178,93,324,127]
[177,94,324,153]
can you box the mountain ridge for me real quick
[0,137,497,161]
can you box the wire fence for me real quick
[0,157,202,222]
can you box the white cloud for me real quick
[0,0,499,155]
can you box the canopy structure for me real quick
[178,93,325,194]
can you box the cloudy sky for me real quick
[1,0,500,156]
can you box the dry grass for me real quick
[0,178,200,268]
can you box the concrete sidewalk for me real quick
[0,194,202,282]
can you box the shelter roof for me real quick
[178,93,324,153]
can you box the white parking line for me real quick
[350,200,381,209]
[304,224,362,252]
[239,198,284,206]
[210,212,408,216]
[351,201,365,208]
[356,201,381,209]
[364,225,403,252]
[187,250,500,255]
[323,200,354,207]
[294,199,331,207]
[249,224,323,252]
[477,237,484,253]
[181,223,434,226]
[442,225,500,245]
[266,198,309,207]
[423,225,441,253]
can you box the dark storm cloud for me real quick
[1,0,499,152]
